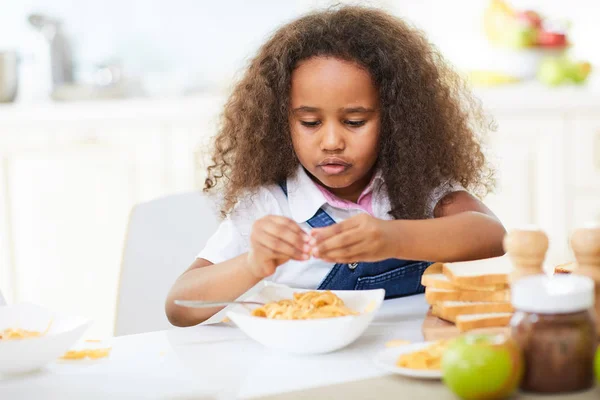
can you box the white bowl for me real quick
[477,47,567,80]
[226,286,384,354]
[0,303,91,374]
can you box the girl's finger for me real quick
[316,241,367,261]
[270,216,311,241]
[320,249,369,264]
[257,232,309,261]
[312,229,363,257]
[310,219,359,241]
[261,222,310,254]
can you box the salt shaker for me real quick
[503,227,549,284]
[571,224,600,336]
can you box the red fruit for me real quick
[517,10,543,28]
[537,31,568,47]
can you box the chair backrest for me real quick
[114,191,220,336]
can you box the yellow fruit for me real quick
[484,0,516,45]
[466,71,520,87]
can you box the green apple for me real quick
[537,58,569,86]
[442,334,523,400]
[595,346,600,384]
[501,26,538,49]
[568,61,592,84]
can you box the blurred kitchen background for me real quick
[0,0,599,336]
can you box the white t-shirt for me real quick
[197,165,462,288]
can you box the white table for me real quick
[0,295,431,399]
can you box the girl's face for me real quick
[289,56,381,202]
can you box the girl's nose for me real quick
[320,122,345,152]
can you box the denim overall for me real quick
[280,183,431,299]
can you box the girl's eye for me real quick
[300,121,321,127]
[345,120,366,127]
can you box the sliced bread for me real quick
[442,255,512,286]
[455,313,513,332]
[421,263,507,291]
[425,287,510,305]
[434,301,514,323]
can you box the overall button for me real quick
[348,262,359,270]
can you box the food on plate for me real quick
[425,287,510,303]
[251,291,358,320]
[396,340,450,370]
[424,257,514,333]
[442,256,512,286]
[61,348,111,360]
[455,313,513,332]
[0,321,52,341]
[421,263,507,291]
[432,301,514,323]
[385,339,411,348]
[0,328,44,340]
[442,334,523,400]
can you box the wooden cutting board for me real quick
[422,308,510,341]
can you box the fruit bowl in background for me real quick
[484,47,567,81]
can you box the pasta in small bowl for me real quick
[0,303,91,374]
[226,285,385,354]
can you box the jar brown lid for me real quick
[511,275,594,313]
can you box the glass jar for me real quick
[511,274,597,394]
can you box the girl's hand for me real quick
[247,215,312,278]
[310,213,395,263]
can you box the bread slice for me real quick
[554,262,576,274]
[442,256,512,286]
[435,301,514,323]
[456,313,513,332]
[425,287,510,305]
[421,263,507,291]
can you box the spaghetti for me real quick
[0,320,53,341]
[251,291,358,320]
[0,328,44,341]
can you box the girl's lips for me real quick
[319,164,350,175]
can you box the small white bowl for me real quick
[226,286,384,354]
[0,303,91,374]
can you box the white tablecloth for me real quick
[0,295,430,399]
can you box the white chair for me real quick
[114,191,220,336]
[0,288,5,306]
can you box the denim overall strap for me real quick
[278,181,430,299]
[279,181,336,229]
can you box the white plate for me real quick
[0,303,91,374]
[373,342,442,379]
[226,286,385,355]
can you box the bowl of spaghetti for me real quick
[0,303,91,374]
[226,286,385,354]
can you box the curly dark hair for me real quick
[204,5,495,219]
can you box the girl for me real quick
[166,6,505,326]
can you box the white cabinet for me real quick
[482,114,567,264]
[571,115,600,190]
[8,146,136,336]
[1,126,173,336]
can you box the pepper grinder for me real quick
[571,225,600,335]
[503,227,549,284]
